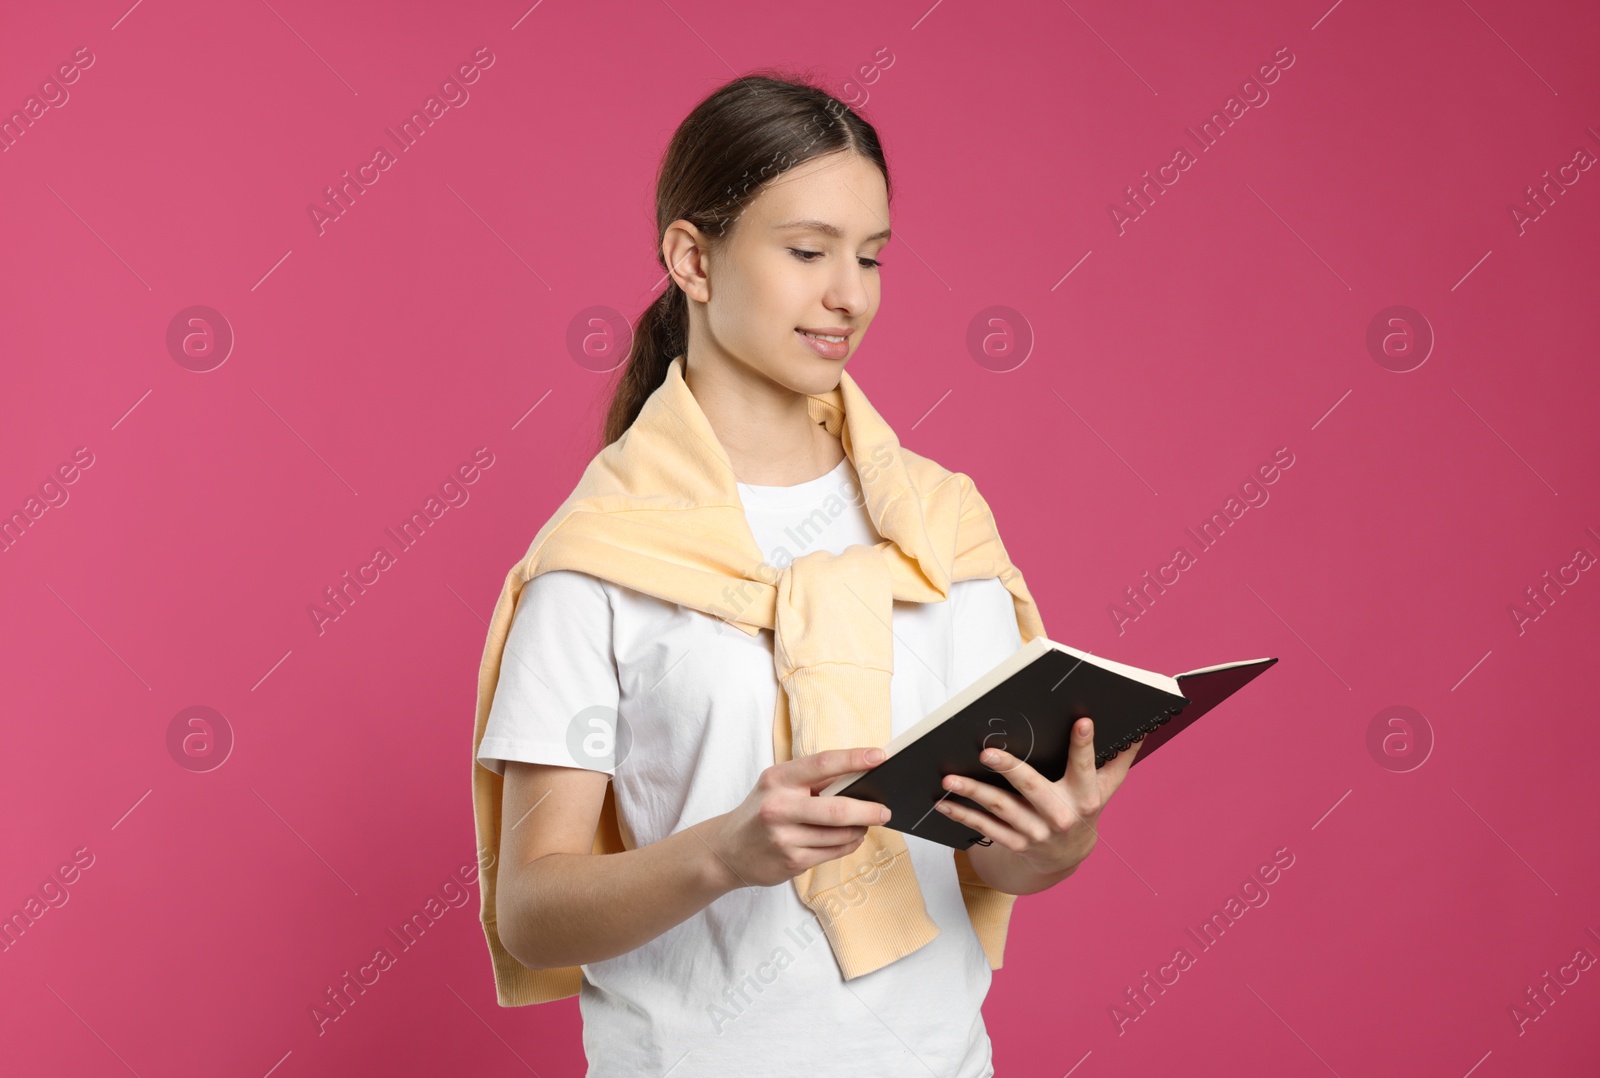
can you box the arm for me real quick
[489,571,745,968]
[495,760,739,970]
[962,838,1077,896]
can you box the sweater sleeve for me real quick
[473,566,628,1006]
[948,575,1028,960]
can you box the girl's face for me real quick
[674,151,890,396]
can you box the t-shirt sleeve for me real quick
[950,576,1026,696]
[477,569,621,777]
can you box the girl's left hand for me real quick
[934,716,1140,879]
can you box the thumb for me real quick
[1068,717,1097,781]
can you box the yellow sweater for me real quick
[471,354,1048,1006]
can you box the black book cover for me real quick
[819,640,1278,850]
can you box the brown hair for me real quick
[597,71,891,450]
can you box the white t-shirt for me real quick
[478,456,1025,1078]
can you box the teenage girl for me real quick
[476,73,1140,1078]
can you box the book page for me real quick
[1045,637,1181,696]
[1176,657,1276,679]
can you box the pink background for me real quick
[3,0,1599,1074]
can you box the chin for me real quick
[789,358,848,396]
[750,344,843,392]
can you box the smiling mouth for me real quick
[795,328,852,360]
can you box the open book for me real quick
[818,637,1278,850]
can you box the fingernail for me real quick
[880,807,891,822]
[867,748,885,763]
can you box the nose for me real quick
[821,261,872,319]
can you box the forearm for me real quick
[498,816,739,969]
[964,841,1077,896]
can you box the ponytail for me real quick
[600,279,686,449]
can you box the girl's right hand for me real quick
[700,747,892,889]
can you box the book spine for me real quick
[1095,707,1180,766]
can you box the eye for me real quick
[787,247,885,269]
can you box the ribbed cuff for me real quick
[803,841,943,980]
[483,919,581,1006]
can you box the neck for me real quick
[682,351,847,486]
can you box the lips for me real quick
[796,327,851,359]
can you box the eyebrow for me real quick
[773,218,891,242]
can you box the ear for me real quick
[662,221,712,303]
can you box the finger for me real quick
[1067,716,1098,785]
[969,750,1071,835]
[777,747,886,793]
[787,794,892,830]
[941,769,1053,842]
[933,795,1028,853]
[780,822,873,848]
